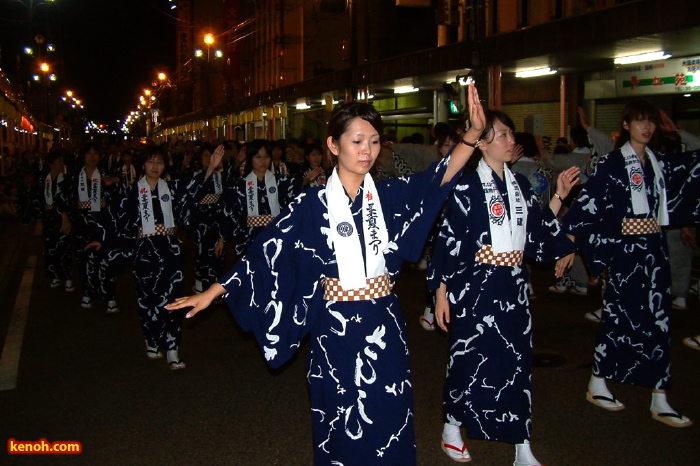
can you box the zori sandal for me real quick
[586,391,625,411]
[652,411,693,428]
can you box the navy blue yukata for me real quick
[189,170,226,291]
[219,158,461,465]
[24,172,73,282]
[222,173,295,255]
[428,169,574,444]
[58,169,117,302]
[96,175,205,351]
[563,147,700,390]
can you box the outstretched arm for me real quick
[441,83,485,185]
[165,283,226,318]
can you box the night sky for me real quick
[0,0,176,126]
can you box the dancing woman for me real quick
[563,99,699,428]
[429,110,577,465]
[87,145,223,370]
[167,84,485,464]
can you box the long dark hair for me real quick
[614,99,661,149]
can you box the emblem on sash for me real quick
[630,168,644,192]
[337,221,353,237]
[489,198,506,225]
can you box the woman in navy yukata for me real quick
[166,84,485,465]
[222,139,295,256]
[190,143,227,293]
[291,142,332,194]
[24,149,74,292]
[428,110,577,465]
[58,143,120,313]
[86,144,224,370]
[563,99,699,428]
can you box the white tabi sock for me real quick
[514,441,540,466]
[588,375,612,398]
[442,423,464,447]
[651,392,674,414]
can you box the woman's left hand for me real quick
[556,166,581,199]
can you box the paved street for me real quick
[0,215,697,465]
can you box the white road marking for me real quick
[0,255,36,391]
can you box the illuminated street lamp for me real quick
[196,32,223,110]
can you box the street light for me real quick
[196,32,222,110]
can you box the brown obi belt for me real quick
[247,214,274,228]
[475,244,524,267]
[138,224,177,239]
[322,274,393,302]
[77,199,107,210]
[621,218,661,235]
[199,194,221,204]
[45,204,55,210]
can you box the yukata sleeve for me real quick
[661,150,700,225]
[219,193,323,369]
[221,180,248,254]
[99,187,138,269]
[56,175,75,218]
[562,155,616,276]
[427,189,470,292]
[519,174,576,262]
[21,177,43,224]
[170,172,210,226]
[381,155,462,265]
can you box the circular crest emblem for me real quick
[489,198,506,225]
[630,168,644,191]
[337,221,354,237]
[161,194,170,202]
[269,187,277,194]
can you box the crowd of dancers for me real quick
[15,84,700,465]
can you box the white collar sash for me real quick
[245,171,280,218]
[476,159,527,253]
[45,172,64,206]
[137,177,175,235]
[212,171,223,194]
[326,168,388,290]
[78,167,102,212]
[121,164,136,185]
[621,142,668,225]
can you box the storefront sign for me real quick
[616,57,699,96]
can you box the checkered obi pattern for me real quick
[247,214,273,228]
[621,218,661,235]
[199,194,221,204]
[77,199,107,210]
[137,224,177,239]
[475,244,524,267]
[322,274,393,302]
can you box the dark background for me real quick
[0,0,176,125]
